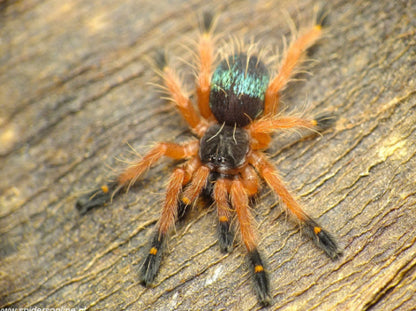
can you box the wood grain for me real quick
[1,0,415,310]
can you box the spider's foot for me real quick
[218,217,234,253]
[248,249,272,306]
[139,232,166,286]
[316,4,329,28]
[202,11,214,33]
[304,217,343,260]
[75,181,120,214]
[154,49,167,70]
[314,113,337,132]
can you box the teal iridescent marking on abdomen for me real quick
[211,55,270,101]
[209,54,270,126]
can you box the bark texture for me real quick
[1,0,415,310]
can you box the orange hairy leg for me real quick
[230,179,256,252]
[162,66,208,136]
[248,151,342,259]
[196,12,216,120]
[248,151,308,221]
[170,156,202,219]
[75,141,199,214]
[140,166,187,285]
[140,154,204,285]
[249,114,336,150]
[157,168,187,234]
[214,178,234,252]
[118,140,199,187]
[249,116,318,136]
[230,179,271,305]
[264,23,323,116]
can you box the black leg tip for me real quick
[304,218,343,260]
[253,271,272,306]
[202,11,214,33]
[317,229,343,260]
[154,49,167,70]
[248,249,272,306]
[314,113,337,132]
[75,182,120,214]
[139,253,163,286]
[139,232,166,286]
[316,5,329,28]
[218,221,234,253]
[75,197,96,215]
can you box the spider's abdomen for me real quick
[210,53,270,127]
[199,124,249,173]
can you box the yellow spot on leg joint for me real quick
[254,265,264,273]
[182,197,191,205]
[149,247,158,255]
[219,216,228,222]
[314,226,322,235]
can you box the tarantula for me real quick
[76,10,342,305]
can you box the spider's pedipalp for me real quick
[181,165,210,206]
[241,165,261,196]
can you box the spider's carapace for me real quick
[76,9,342,306]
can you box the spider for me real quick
[76,9,342,306]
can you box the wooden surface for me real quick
[1,0,416,310]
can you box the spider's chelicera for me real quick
[76,10,342,306]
